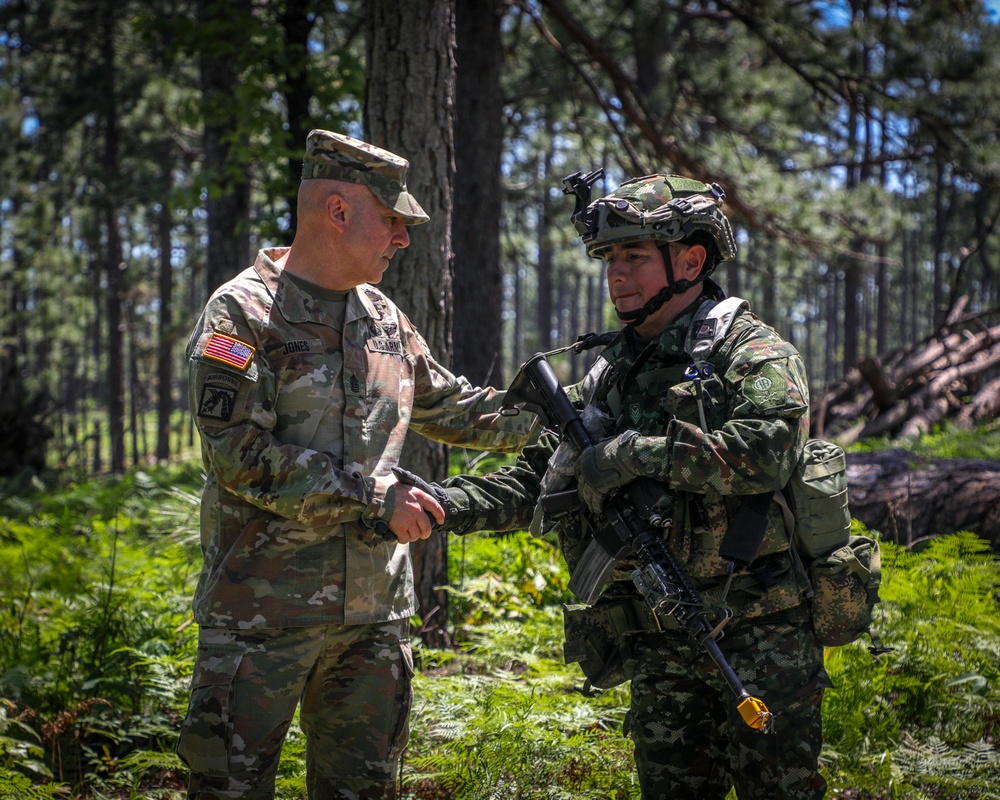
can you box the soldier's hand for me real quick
[385,479,446,543]
[392,467,477,535]
[576,430,643,515]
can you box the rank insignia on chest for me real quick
[202,332,255,370]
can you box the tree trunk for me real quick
[537,148,555,352]
[452,0,504,388]
[932,159,947,326]
[278,0,314,238]
[365,0,456,649]
[100,3,125,473]
[127,298,140,466]
[199,0,252,294]
[156,148,174,462]
[847,450,1000,552]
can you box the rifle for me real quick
[502,348,773,733]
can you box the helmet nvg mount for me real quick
[567,172,737,274]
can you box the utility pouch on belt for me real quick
[808,534,889,653]
[562,599,645,690]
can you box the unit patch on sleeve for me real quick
[198,385,237,421]
[202,331,256,370]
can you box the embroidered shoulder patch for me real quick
[743,361,786,411]
[202,332,255,370]
[198,384,237,421]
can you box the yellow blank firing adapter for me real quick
[737,693,773,733]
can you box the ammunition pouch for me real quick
[562,595,648,690]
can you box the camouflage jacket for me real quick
[186,248,537,629]
[446,288,811,622]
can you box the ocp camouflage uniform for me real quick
[177,248,537,799]
[442,285,830,800]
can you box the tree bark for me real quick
[199,0,252,294]
[452,0,504,388]
[100,2,125,473]
[156,147,174,462]
[365,0,456,648]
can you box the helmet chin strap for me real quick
[615,244,703,327]
[615,281,698,326]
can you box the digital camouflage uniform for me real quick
[177,245,536,800]
[442,286,830,799]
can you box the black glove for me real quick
[392,467,475,535]
[576,430,644,515]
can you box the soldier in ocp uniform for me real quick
[177,130,538,800]
[400,174,830,799]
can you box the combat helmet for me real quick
[578,174,737,272]
[561,170,736,326]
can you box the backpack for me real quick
[686,298,888,654]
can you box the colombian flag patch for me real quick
[202,332,255,370]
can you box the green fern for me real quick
[823,530,1000,798]
[0,767,67,799]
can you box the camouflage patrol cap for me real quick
[301,129,429,225]
[582,174,737,272]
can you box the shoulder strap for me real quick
[684,296,751,364]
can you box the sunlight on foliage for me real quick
[1,462,999,798]
[848,421,1000,461]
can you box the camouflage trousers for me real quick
[176,619,414,800]
[624,612,830,799]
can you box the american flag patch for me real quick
[203,332,255,370]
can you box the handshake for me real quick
[382,427,651,543]
[391,466,477,536]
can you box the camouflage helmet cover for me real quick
[581,174,737,269]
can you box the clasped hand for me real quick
[379,475,445,543]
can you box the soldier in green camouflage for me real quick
[400,174,830,799]
[176,130,537,800]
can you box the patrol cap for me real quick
[301,129,429,225]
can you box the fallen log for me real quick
[846,449,1000,552]
[813,302,1000,442]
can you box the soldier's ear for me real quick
[326,192,350,232]
[679,244,707,279]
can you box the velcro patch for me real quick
[691,318,718,340]
[198,384,238,421]
[744,362,787,411]
[367,337,403,355]
[202,332,255,370]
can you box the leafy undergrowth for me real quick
[847,420,1000,461]
[0,457,998,799]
